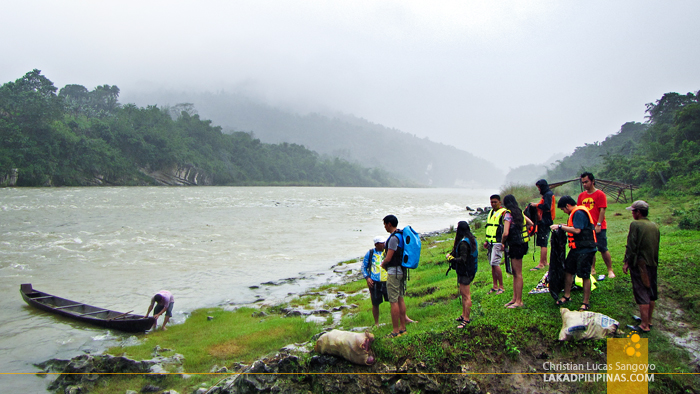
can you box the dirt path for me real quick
[654,297,700,368]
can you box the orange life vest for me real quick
[537,194,556,222]
[566,206,597,250]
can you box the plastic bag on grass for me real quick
[558,308,619,341]
[314,329,375,365]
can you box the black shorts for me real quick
[457,271,475,286]
[596,229,609,253]
[154,301,174,317]
[564,251,595,279]
[536,222,551,247]
[631,263,658,304]
[507,243,529,260]
[370,281,389,306]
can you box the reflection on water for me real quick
[0,186,492,391]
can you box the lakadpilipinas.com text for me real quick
[542,362,655,383]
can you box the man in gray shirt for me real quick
[380,215,407,338]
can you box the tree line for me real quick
[0,70,406,187]
[545,90,699,195]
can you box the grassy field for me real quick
[96,194,700,394]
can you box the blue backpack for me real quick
[396,226,422,269]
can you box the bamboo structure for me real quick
[548,179,639,203]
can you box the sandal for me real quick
[579,303,591,311]
[487,288,498,295]
[626,324,651,333]
[386,332,401,339]
[455,316,465,323]
[496,288,504,295]
[632,315,654,329]
[556,296,571,306]
[457,320,471,328]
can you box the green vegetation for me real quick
[544,91,699,197]
[499,183,542,207]
[98,194,699,394]
[0,70,405,187]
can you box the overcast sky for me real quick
[2,1,698,170]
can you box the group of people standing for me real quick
[362,172,660,335]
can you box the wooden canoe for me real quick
[20,283,156,333]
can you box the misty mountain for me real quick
[123,90,504,188]
[504,153,565,186]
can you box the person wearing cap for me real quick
[361,237,416,327]
[550,196,597,311]
[577,172,615,279]
[145,290,174,331]
[361,236,390,326]
[622,200,660,333]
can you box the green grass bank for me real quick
[94,194,700,394]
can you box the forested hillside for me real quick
[544,90,699,194]
[125,90,504,188]
[0,70,406,187]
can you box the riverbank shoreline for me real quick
[37,197,700,393]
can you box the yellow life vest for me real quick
[485,207,506,243]
[504,209,530,245]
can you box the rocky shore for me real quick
[39,349,483,394]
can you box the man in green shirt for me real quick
[622,200,660,333]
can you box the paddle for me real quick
[107,310,134,321]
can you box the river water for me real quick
[0,186,493,391]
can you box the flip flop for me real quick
[556,296,571,306]
[504,300,515,307]
[496,288,505,295]
[487,288,498,294]
[632,315,653,328]
[529,267,542,271]
[579,303,591,311]
[457,320,471,328]
[626,324,651,333]
[386,332,401,338]
[506,304,523,309]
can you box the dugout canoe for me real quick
[20,283,155,333]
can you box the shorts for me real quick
[487,243,503,266]
[631,263,658,305]
[154,301,174,317]
[564,251,595,279]
[387,273,406,303]
[370,281,389,306]
[507,243,529,260]
[595,229,609,253]
[457,271,475,286]
[536,222,551,247]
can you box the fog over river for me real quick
[0,186,492,391]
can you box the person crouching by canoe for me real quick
[146,290,174,331]
[445,221,478,328]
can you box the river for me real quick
[0,186,493,391]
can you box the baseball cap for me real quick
[373,236,385,244]
[625,200,649,211]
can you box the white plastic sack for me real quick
[558,308,619,341]
[314,329,375,365]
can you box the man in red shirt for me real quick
[577,172,615,278]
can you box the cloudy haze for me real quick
[2,1,698,170]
